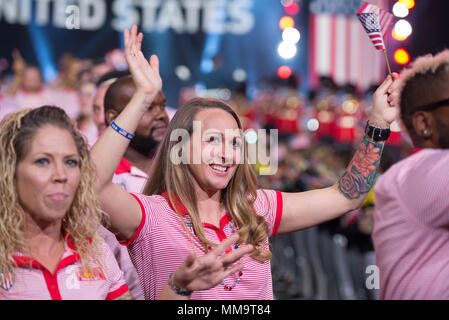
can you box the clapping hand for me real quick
[171,233,253,292]
[124,24,162,99]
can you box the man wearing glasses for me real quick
[372,49,449,299]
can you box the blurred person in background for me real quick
[84,70,130,146]
[6,50,53,110]
[372,49,449,299]
[76,80,97,146]
[3,50,80,120]
[0,57,20,121]
[50,53,82,120]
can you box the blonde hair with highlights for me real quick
[0,106,107,278]
[143,98,272,262]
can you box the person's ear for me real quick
[105,109,119,125]
[412,111,434,138]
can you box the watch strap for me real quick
[365,121,391,142]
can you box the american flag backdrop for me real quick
[308,0,392,92]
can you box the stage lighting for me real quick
[392,28,408,41]
[306,118,319,132]
[284,2,300,15]
[281,0,293,7]
[392,2,409,17]
[342,99,359,114]
[200,59,214,73]
[278,41,297,59]
[394,48,410,65]
[245,129,258,144]
[233,68,247,82]
[398,0,415,10]
[175,65,191,80]
[394,19,412,38]
[279,16,295,30]
[277,66,292,79]
[282,27,300,44]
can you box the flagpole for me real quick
[383,49,393,77]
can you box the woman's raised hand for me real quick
[124,24,162,98]
[171,233,253,292]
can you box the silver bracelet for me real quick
[168,273,193,296]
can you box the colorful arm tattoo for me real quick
[338,135,384,200]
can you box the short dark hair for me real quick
[399,50,449,138]
[95,70,130,88]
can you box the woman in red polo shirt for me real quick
[91,25,399,299]
[0,106,250,300]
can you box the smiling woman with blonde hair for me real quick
[91,25,399,300]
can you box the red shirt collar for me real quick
[409,148,423,156]
[13,230,80,268]
[161,191,233,236]
[115,158,133,175]
[161,191,189,215]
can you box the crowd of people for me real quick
[0,25,447,300]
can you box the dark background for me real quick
[0,0,448,106]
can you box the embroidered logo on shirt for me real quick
[76,267,106,281]
[0,272,14,291]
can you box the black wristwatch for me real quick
[364,121,391,142]
[168,273,193,296]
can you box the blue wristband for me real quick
[110,121,135,140]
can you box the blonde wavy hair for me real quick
[143,98,272,262]
[0,106,107,278]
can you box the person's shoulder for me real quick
[377,149,449,192]
[397,149,449,175]
[254,189,279,210]
[380,149,443,178]
[130,193,171,212]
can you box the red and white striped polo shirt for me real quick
[122,189,283,300]
[0,234,128,300]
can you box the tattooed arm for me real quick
[277,74,399,234]
[338,136,384,200]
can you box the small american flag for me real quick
[357,2,394,50]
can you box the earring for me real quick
[423,129,429,135]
